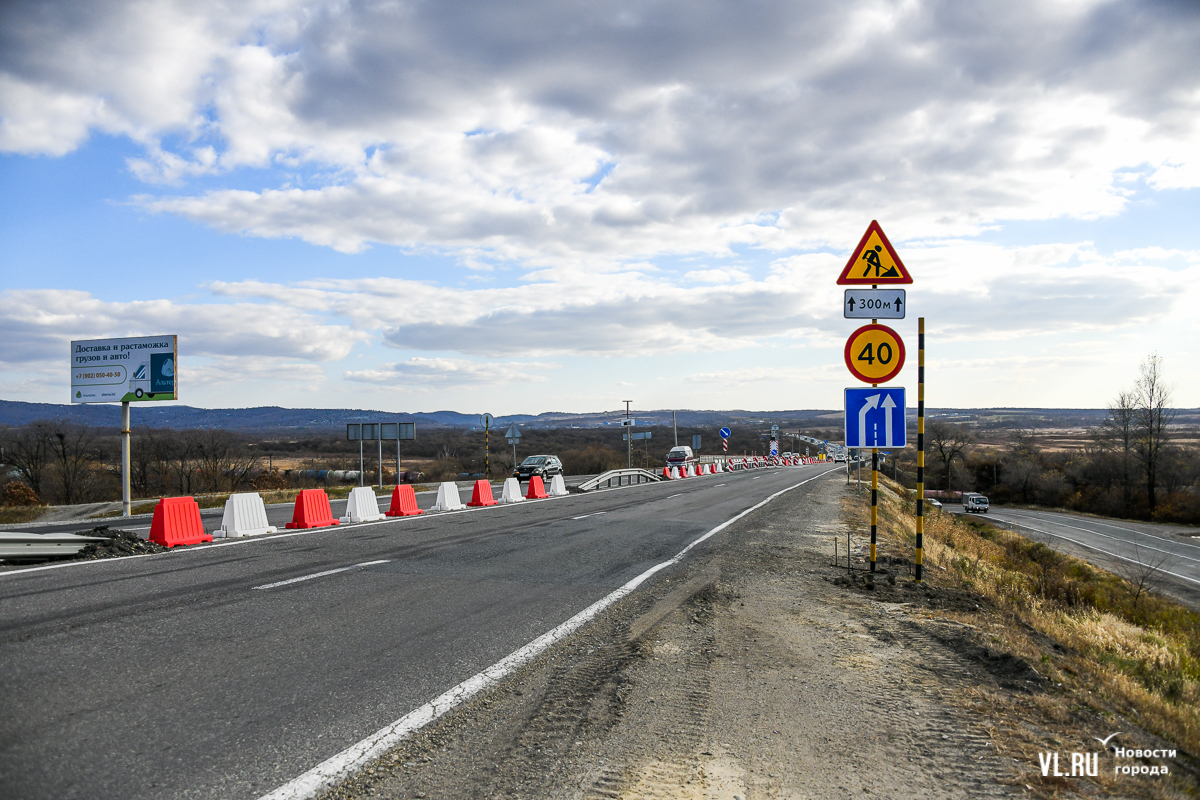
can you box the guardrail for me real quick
[576,469,663,491]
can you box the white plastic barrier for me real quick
[498,477,525,504]
[549,474,569,497]
[715,461,724,473]
[213,492,276,538]
[340,486,385,523]
[431,481,465,512]
[669,466,680,480]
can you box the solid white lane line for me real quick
[257,467,842,800]
[1001,510,1200,555]
[988,511,1200,565]
[253,560,391,590]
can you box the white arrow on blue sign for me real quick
[719,427,731,439]
[844,387,906,449]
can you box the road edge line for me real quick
[256,467,842,800]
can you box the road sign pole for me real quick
[870,448,878,573]
[916,317,925,582]
[121,401,131,517]
[378,438,383,489]
[485,419,490,479]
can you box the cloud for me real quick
[344,357,557,390]
[2,0,1198,262]
[0,289,367,366]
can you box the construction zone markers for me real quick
[286,489,340,530]
[466,480,498,508]
[431,482,465,512]
[148,496,212,547]
[341,487,385,523]
[549,474,569,497]
[525,476,549,500]
[213,492,276,538]
[499,478,525,504]
[384,485,423,517]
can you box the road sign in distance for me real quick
[719,427,731,439]
[503,424,521,439]
[845,289,906,319]
[844,387,906,449]
[621,418,637,427]
[836,221,912,285]
[347,424,361,441]
[623,432,652,441]
[844,323,906,384]
[480,413,494,428]
[692,434,702,450]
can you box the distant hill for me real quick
[1,399,1196,433]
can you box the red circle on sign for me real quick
[844,323,906,384]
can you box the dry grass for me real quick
[0,506,49,524]
[850,476,1200,784]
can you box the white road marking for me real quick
[714,484,726,487]
[257,467,843,800]
[570,512,608,520]
[987,511,1200,566]
[253,561,391,590]
[667,493,684,499]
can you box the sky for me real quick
[1,0,1199,416]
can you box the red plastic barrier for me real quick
[385,484,423,517]
[525,476,549,499]
[147,496,212,547]
[467,479,497,507]
[285,489,340,529]
[662,466,672,480]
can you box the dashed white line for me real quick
[253,560,391,590]
[571,512,608,520]
[667,493,684,499]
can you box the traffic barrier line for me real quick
[466,480,498,508]
[254,465,845,800]
[431,481,465,512]
[149,497,212,547]
[341,487,386,523]
[286,489,340,530]
[525,476,549,500]
[548,474,569,497]
[384,485,423,517]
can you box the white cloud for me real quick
[344,357,557,390]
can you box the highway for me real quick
[0,464,840,800]
[948,505,1200,610]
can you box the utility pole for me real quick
[624,400,632,469]
[672,411,678,446]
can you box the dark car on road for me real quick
[514,455,563,481]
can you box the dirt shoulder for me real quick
[319,475,1193,800]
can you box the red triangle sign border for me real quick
[837,220,913,285]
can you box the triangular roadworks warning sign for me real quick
[837,220,912,285]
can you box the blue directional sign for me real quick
[844,387,906,449]
[719,427,731,439]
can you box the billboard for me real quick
[71,335,177,403]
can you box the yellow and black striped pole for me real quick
[915,317,925,581]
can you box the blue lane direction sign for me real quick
[719,427,731,439]
[844,288,906,319]
[844,387,906,449]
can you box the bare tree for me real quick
[1,422,52,500]
[927,421,973,492]
[46,422,100,505]
[1114,543,1170,609]
[194,430,259,492]
[1101,390,1138,508]
[1134,354,1174,514]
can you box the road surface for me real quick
[0,464,840,800]
[949,505,1200,610]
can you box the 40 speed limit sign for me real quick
[844,323,905,384]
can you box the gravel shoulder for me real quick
[313,476,1177,800]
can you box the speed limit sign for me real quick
[844,323,905,384]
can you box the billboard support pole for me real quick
[121,401,131,517]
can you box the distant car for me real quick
[929,498,943,509]
[514,455,563,481]
[665,445,696,469]
[834,453,846,463]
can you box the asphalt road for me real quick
[948,505,1200,610]
[0,464,840,800]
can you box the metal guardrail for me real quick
[576,469,663,491]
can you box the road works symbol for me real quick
[844,323,906,384]
[844,387,906,448]
[836,220,912,285]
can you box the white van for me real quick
[962,493,990,513]
[665,446,696,469]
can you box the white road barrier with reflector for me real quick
[498,478,525,504]
[431,482,465,512]
[214,492,277,538]
[340,487,385,523]
[549,474,569,497]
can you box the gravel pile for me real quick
[75,527,167,559]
